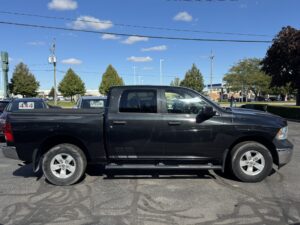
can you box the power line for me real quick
[0,21,272,43]
[0,10,272,37]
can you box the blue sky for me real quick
[0,0,299,90]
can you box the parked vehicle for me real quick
[0,99,11,115]
[75,96,107,109]
[2,86,293,186]
[0,98,49,141]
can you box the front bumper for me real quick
[273,139,294,167]
[1,144,19,160]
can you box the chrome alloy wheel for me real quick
[239,150,265,176]
[50,153,76,179]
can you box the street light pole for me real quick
[209,50,214,95]
[48,39,57,105]
[160,59,164,85]
[133,66,136,85]
[54,60,57,105]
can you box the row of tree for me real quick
[171,26,300,106]
[9,64,124,99]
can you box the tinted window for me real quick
[10,101,45,111]
[165,90,208,114]
[119,90,157,113]
[81,99,106,109]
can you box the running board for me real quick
[105,163,222,170]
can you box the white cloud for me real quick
[101,34,120,40]
[127,56,153,63]
[8,57,13,63]
[122,36,149,45]
[71,16,113,30]
[141,45,167,52]
[48,0,78,10]
[61,58,82,65]
[173,11,193,22]
[142,67,153,71]
[27,41,45,46]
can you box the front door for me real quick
[160,88,224,162]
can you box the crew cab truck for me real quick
[2,86,293,186]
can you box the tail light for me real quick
[4,122,14,142]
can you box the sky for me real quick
[0,0,299,90]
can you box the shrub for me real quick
[241,104,300,120]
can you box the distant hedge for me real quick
[241,104,300,120]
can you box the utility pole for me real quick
[48,39,57,105]
[133,66,136,85]
[209,50,214,95]
[160,59,164,85]
[1,51,9,98]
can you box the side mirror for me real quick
[197,106,215,121]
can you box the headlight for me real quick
[276,126,288,140]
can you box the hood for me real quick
[227,107,287,127]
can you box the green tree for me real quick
[261,26,300,105]
[180,64,204,92]
[48,87,56,98]
[170,77,181,86]
[10,62,40,97]
[99,65,124,95]
[58,68,86,101]
[223,58,271,100]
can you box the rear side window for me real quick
[119,90,157,113]
[10,101,45,111]
[81,99,106,108]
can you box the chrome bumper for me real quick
[273,139,294,167]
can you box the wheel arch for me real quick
[33,135,90,172]
[223,136,279,172]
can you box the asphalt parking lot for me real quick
[0,122,299,225]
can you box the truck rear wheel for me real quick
[42,144,87,186]
[231,141,273,182]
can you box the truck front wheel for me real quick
[231,141,273,182]
[42,144,87,186]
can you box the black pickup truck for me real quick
[2,86,293,185]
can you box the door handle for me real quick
[168,121,181,126]
[112,121,127,125]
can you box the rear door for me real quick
[106,88,164,160]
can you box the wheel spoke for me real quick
[247,166,253,173]
[60,168,67,178]
[245,151,252,160]
[240,160,248,167]
[253,163,264,171]
[65,155,73,164]
[253,153,263,161]
[50,164,61,171]
[54,154,64,163]
[67,165,76,173]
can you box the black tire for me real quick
[230,141,273,182]
[42,144,87,186]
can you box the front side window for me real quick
[165,90,208,114]
[119,90,157,113]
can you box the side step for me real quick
[105,163,222,170]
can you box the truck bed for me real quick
[7,108,106,163]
